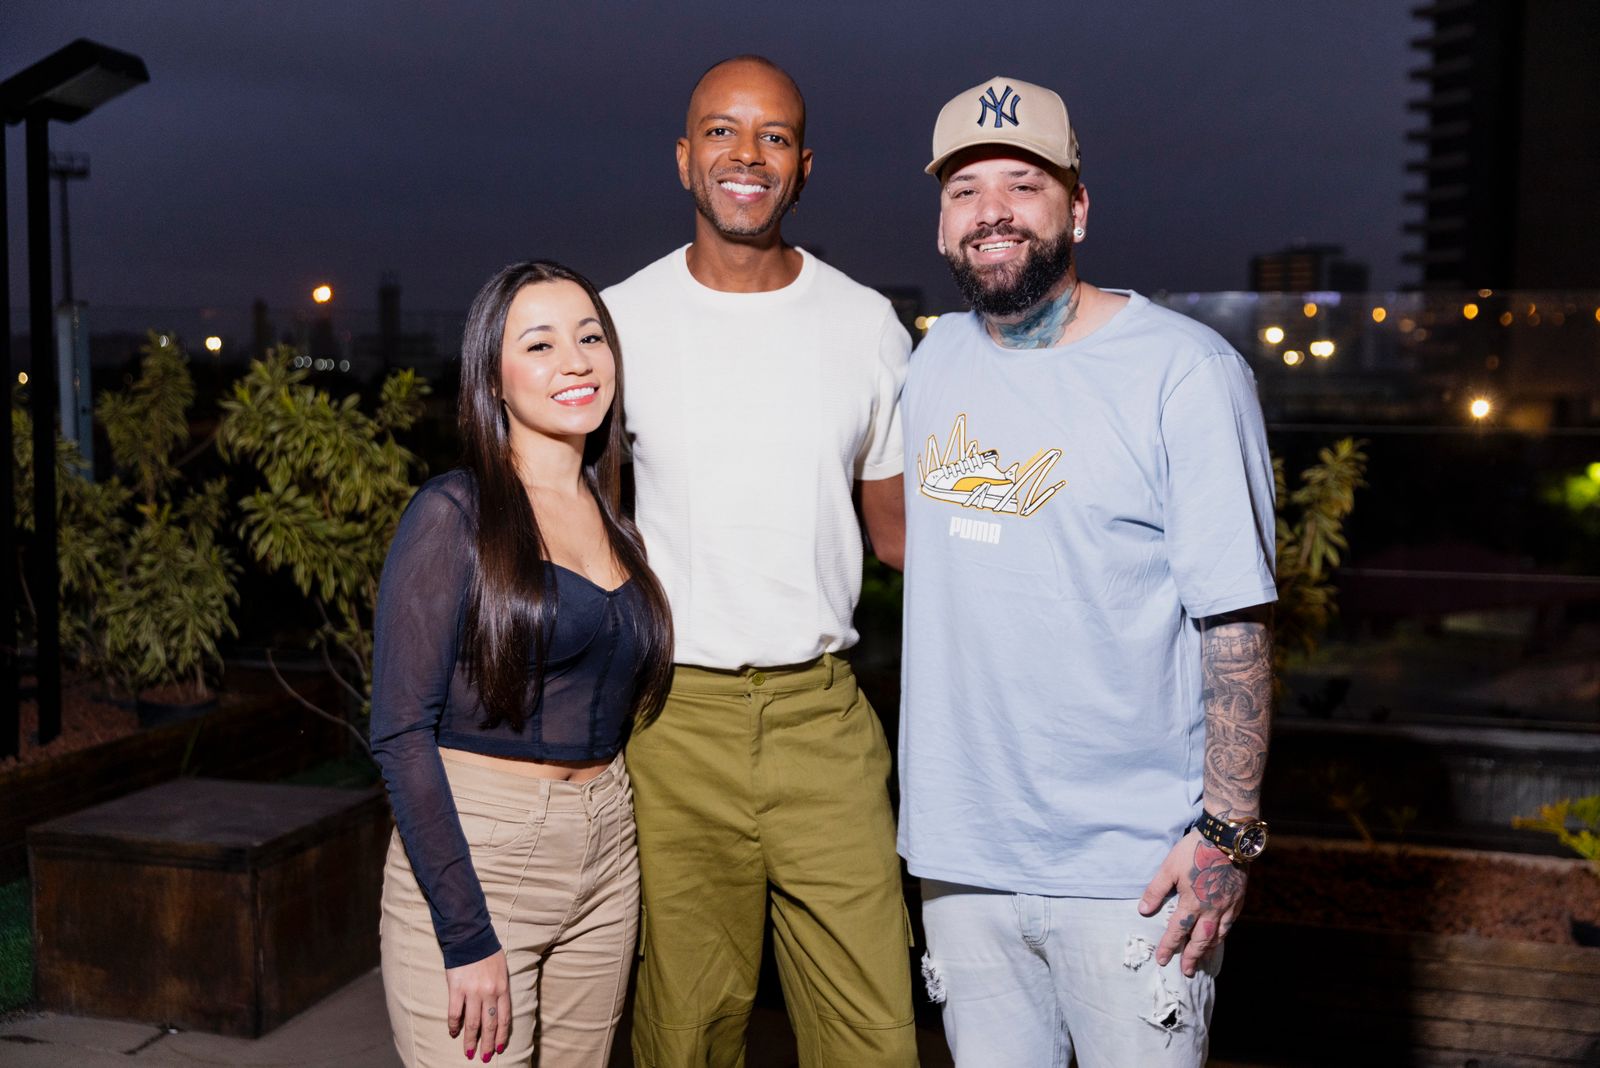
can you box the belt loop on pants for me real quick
[823,653,835,690]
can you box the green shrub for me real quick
[220,349,429,749]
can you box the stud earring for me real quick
[1073,226,1086,240]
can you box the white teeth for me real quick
[720,181,765,194]
[554,387,596,402]
[978,241,1018,252]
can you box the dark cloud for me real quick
[3,1,1415,320]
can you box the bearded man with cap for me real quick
[897,76,1277,1066]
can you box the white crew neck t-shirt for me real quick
[603,245,910,670]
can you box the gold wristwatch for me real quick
[1194,810,1269,864]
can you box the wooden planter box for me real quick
[29,778,390,1037]
[0,671,343,882]
[1211,838,1600,1065]
[1214,921,1600,1065]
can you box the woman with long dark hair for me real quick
[370,261,673,1066]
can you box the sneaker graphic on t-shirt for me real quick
[917,414,1066,517]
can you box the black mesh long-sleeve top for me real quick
[369,469,649,967]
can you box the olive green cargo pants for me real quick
[627,654,917,1067]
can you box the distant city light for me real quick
[1282,350,1303,366]
[1371,307,1387,323]
[1469,397,1491,420]
[1309,340,1335,359]
[915,314,939,332]
[1262,325,1285,345]
[338,360,350,372]
[17,372,27,385]
[1399,318,1417,333]
[204,335,222,353]
[1593,307,1600,323]
[1301,302,1318,318]
[1499,311,1514,327]
[1462,303,1479,320]
[312,284,333,304]
[1477,288,1493,299]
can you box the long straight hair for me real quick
[457,261,673,731]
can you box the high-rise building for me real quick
[1249,244,1370,293]
[1405,0,1600,289]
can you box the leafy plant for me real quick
[94,332,238,700]
[1513,797,1600,879]
[1273,438,1369,688]
[11,336,234,699]
[219,348,429,751]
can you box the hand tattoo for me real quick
[1190,842,1246,908]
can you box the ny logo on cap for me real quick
[976,85,1020,129]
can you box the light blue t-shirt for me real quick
[897,292,1277,897]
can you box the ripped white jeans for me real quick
[920,880,1219,1068]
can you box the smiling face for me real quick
[498,280,617,453]
[677,59,812,242]
[937,149,1087,317]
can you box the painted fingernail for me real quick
[465,1050,474,1059]
[483,1052,492,1063]
[496,1045,505,1054]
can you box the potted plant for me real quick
[219,348,429,753]
[94,332,239,723]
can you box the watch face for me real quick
[1236,822,1268,860]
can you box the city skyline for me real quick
[5,2,1414,317]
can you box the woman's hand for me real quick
[446,948,510,1062]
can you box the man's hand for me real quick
[1137,828,1247,979]
[446,948,510,1062]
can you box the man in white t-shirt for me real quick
[601,55,916,1067]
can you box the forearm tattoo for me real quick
[992,279,1081,349]
[1199,613,1272,819]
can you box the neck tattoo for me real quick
[992,280,1082,350]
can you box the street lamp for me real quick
[0,39,149,753]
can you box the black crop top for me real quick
[369,470,649,967]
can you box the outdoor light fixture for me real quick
[1282,350,1303,366]
[313,284,333,304]
[1309,340,1336,359]
[1302,302,1318,318]
[1470,398,1492,420]
[1463,303,1480,320]
[0,39,149,754]
[1263,325,1285,344]
[205,336,223,353]
[1371,307,1387,323]
[0,39,149,123]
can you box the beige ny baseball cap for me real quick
[926,76,1080,178]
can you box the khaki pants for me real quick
[628,655,917,1067]
[380,750,639,1067]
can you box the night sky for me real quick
[4,1,1416,322]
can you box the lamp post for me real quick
[0,39,148,753]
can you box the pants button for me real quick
[751,671,767,686]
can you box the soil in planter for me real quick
[1,677,240,772]
[1248,838,1600,945]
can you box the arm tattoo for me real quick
[1199,610,1272,819]
[991,279,1081,349]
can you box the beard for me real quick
[945,224,1075,318]
[690,168,794,238]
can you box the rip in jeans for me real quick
[1123,935,1184,1041]
[920,953,947,1004]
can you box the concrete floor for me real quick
[0,968,958,1067]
